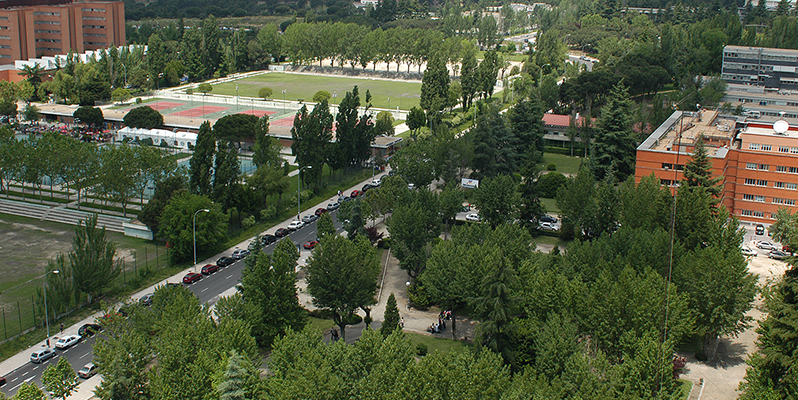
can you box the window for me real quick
[773,197,796,205]
[83,33,106,37]
[33,11,60,16]
[662,163,674,169]
[0,55,9,58]
[791,167,798,173]
[753,211,765,217]
[788,183,798,190]
[743,194,755,200]
[758,180,768,187]
[793,147,798,154]
[749,143,760,150]
[0,36,9,39]
[83,41,106,46]
[780,146,790,153]
[82,25,105,29]
[34,21,59,25]
[776,182,785,188]
[747,163,757,170]
[0,26,8,30]
[0,45,8,49]
[756,195,766,202]
[778,166,788,172]
[82,16,106,20]
[34,30,60,34]
[35,38,61,43]
[745,178,756,185]
[81,7,105,11]
[759,164,770,170]
[741,209,753,216]
[762,144,772,151]
[35,47,61,52]
[0,16,8,20]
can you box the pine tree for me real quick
[591,83,637,182]
[420,54,450,114]
[189,121,215,196]
[218,350,258,400]
[381,293,401,337]
[212,140,241,212]
[683,137,722,199]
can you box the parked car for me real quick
[275,228,291,237]
[327,202,340,211]
[783,245,793,254]
[261,234,278,245]
[539,222,558,231]
[201,264,220,275]
[315,207,328,216]
[216,256,235,267]
[755,224,765,235]
[0,376,6,386]
[165,282,181,289]
[769,250,789,260]
[78,363,97,379]
[303,240,319,250]
[741,246,757,257]
[350,189,362,198]
[361,184,375,192]
[248,239,261,251]
[757,241,778,250]
[461,204,471,213]
[287,220,305,231]
[31,348,55,363]
[139,293,153,306]
[540,215,558,224]
[407,183,416,190]
[372,177,382,186]
[231,248,250,260]
[339,196,352,203]
[302,214,319,223]
[466,213,481,222]
[78,324,102,338]
[55,335,81,350]
[182,272,203,284]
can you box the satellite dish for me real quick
[774,120,789,134]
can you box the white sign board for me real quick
[461,178,479,189]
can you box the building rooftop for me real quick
[639,110,738,156]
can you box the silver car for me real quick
[31,348,55,363]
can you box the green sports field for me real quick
[210,72,422,110]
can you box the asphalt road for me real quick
[0,204,349,396]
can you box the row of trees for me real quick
[0,128,177,216]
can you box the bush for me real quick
[140,138,154,146]
[258,87,273,100]
[260,206,277,221]
[377,237,391,249]
[547,163,557,171]
[536,172,567,198]
[308,309,333,319]
[346,314,362,325]
[407,281,432,309]
[299,189,313,204]
[312,90,331,103]
[241,215,256,229]
[416,343,428,356]
[136,97,142,104]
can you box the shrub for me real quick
[377,237,391,248]
[312,90,331,103]
[416,343,428,356]
[135,97,142,104]
[407,281,432,309]
[309,309,333,319]
[547,163,557,171]
[346,314,362,325]
[258,87,273,99]
[241,215,256,229]
[299,189,313,204]
[536,172,567,198]
[260,206,277,221]
[140,138,154,146]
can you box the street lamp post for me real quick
[236,83,239,110]
[297,166,311,220]
[193,209,210,273]
[332,92,337,116]
[282,89,287,114]
[122,64,127,88]
[43,270,60,347]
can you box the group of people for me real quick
[427,310,452,334]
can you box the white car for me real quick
[372,177,382,186]
[466,213,481,222]
[539,222,558,231]
[78,363,97,378]
[757,241,778,250]
[55,335,81,350]
[741,246,757,257]
[287,220,305,231]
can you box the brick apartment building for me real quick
[635,109,798,225]
[0,0,124,64]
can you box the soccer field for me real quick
[211,72,422,110]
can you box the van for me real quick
[744,110,761,119]
[31,348,55,363]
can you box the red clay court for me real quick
[147,101,186,111]
[238,109,277,117]
[271,116,295,127]
[172,106,229,117]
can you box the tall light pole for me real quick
[193,208,210,273]
[43,270,60,347]
[282,89,287,114]
[236,83,239,110]
[332,92,338,116]
[122,64,127,88]
[297,165,311,221]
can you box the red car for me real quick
[201,264,219,275]
[315,207,328,216]
[350,190,362,198]
[275,228,291,237]
[303,240,319,249]
[183,272,203,284]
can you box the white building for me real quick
[117,127,197,150]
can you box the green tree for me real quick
[202,15,221,77]
[381,293,401,337]
[158,192,228,262]
[477,50,500,98]
[217,350,261,400]
[317,212,336,238]
[507,95,545,166]
[420,54,450,114]
[189,121,216,196]
[212,140,241,211]
[312,90,331,103]
[72,106,104,129]
[306,235,380,341]
[238,239,306,346]
[214,114,260,148]
[682,137,722,199]
[473,252,519,363]
[460,46,479,110]
[111,87,132,104]
[138,175,187,233]
[258,87,273,99]
[374,111,395,137]
[13,382,45,400]
[387,189,440,278]
[291,102,332,185]
[591,83,636,182]
[474,174,520,228]
[123,106,163,129]
[197,82,213,95]
[252,116,281,168]
[470,103,516,178]
[23,104,41,123]
[41,356,78,400]
[68,215,121,303]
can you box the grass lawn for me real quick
[533,234,569,250]
[406,332,470,354]
[210,73,422,110]
[476,50,527,63]
[540,197,560,214]
[539,153,586,176]
[307,316,336,333]
[677,379,693,399]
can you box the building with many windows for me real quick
[635,109,798,226]
[0,0,124,64]
[722,45,798,91]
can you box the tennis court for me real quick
[238,109,278,117]
[173,106,229,117]
[149,101,186,111]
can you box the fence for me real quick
[0,243,169,344]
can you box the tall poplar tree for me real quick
[420,54,450,115]
[189,121,215,197]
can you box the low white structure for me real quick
[117,126,197,149]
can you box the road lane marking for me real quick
[226,274,233,279]
[79,352,90,359]
[24,376,33,382]
[201,287,209,293]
